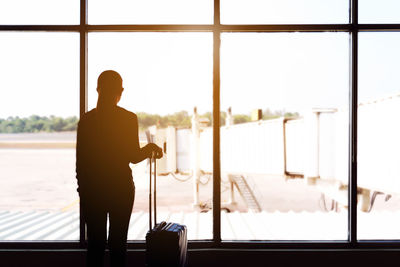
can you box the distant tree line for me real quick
[0,115,79,133]
[0,109,299,133]
[137,109,298,130]
[137,111,192,130]
[263,108,299,120]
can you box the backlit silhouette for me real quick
[76,70,162,267]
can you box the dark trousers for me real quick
[81,187,135,267]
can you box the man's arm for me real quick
[75,119,85,193]
[129,114,162,164]
[129,114,151,164]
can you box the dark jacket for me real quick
[76,106,141,198]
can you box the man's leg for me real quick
[82,197,107,267]
[108,190,134,267]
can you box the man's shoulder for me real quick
[79,109,97,124]
[116,106,137,120]
[86,108,97,117]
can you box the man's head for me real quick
[96,70,124,106]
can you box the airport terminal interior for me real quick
[1,0,400,266]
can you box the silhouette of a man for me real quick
[76,70,162,267]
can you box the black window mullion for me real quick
[79,0,88,247]
[212,30,221,245]
[213,0,221,246]
[349,0,358,246]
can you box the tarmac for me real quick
[1,132,400,214]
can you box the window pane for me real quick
[89,0,213,25]
[359,0,400,24]
[220,33,349,240]
[0,0,79,25]
[358,33,400,240]
[0,33,79,240]
[88,33,213,240]
[221,0,348,24]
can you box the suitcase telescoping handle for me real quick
[149,152,157,231]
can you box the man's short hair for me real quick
[97,70,123,94]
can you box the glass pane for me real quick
[89,0,213,25]
[220,33,349,240]
[359,0,400,24]
[358,33,400,240]
[88,33,213,240]
[221,0,348,24]
[0,33,79,240]
[0,0,79,25]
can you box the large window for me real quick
[221,0,349,24]
[359,0,400,24]
[358,33,400,239]
[0,0,79,25]
[220,33,349,240]
[0,32,79,240]
[88,32,213,240]
[1,0,400,248]
[88,0,213,24]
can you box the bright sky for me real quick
[1,0,400,118]
[87,33,213,115]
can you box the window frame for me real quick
[1,0,400,250]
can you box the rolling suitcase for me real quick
[145,154,188,267]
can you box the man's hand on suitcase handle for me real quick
[145,143,163,159]
[152,147,163,159]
